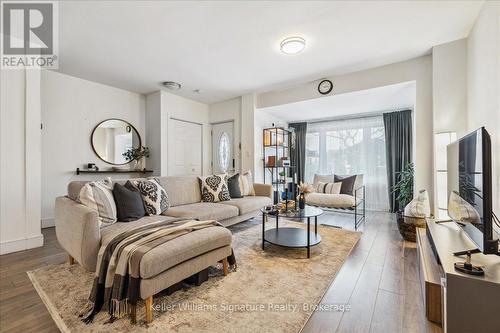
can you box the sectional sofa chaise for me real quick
[55,175,272,323]
[56,175,273,272]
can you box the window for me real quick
[305,132,320,183]
[218,132,230,172]
[435,132,457,219]
[306,116,389,211]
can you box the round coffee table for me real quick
[261,205,324,258]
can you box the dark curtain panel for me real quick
[383,110,413,212]
[289,122,307,184]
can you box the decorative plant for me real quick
[298,181,314,194]
[123,146,150,162]
[392,162,414,211]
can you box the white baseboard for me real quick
[42,217,55,228]
[0,234,44,255]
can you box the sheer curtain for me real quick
[305,116,389,211]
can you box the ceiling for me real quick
[57,1,483,104]
[259,81,416,122]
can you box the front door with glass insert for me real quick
[212,121,234,174]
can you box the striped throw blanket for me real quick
[80,218,235,323]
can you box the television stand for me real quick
[435,219,466,227]
[417,219,500,333]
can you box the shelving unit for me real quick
[262,127,295,203]
[76,168,153,175]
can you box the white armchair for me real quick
[304,174,366,229]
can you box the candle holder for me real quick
[299,192,306,209]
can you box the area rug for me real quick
[28,220,360,333]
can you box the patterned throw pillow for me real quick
[316,181,342,195]
[130,178,170,215]
[239,170,255,196]
[199,174,231,202]
[78,178,117,225]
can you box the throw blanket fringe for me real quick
[111,299,129,319]
[81,218,235,324]
[78,301,94,319]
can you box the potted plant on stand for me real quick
[123,146,149,170]
[392,163,424,241]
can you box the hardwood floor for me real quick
[0,227,66,332]
[303,211,442,333]
[0,211,442,333]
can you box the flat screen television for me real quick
[447,127,499,255]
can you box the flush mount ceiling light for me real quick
[280,36,306,55]
[161,81,181,90]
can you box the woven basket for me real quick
[396,211,427,242]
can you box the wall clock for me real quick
[318,79,333,95]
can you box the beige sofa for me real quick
[55,175,273,272]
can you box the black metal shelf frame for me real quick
[263,127,296,203]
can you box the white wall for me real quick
[145,91,164,176]
[240,94,257,177]
[146,90,211,176]
[431,38,468,216]
[432,39,468,136]
[209,97,242,173]
[40,70,146,227]
[466,1,500,214]
[257,56,434,209]
[1,67,43,254]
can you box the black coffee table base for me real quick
[261,210,322,258]
[264,228,321,250]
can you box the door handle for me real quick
[232,159,235,168]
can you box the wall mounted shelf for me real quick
[76,168,154,175]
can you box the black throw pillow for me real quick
[334,174,357,196]
[112,181,146,222]
[227,173,242,198]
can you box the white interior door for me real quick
[168,118,202,176]
[212,121,234,174]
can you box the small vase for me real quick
[130,159,143,170]
[137,158,145,170]
[299,192,306,209]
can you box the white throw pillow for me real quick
[77,177,117,225]
[404,190,431,218]
[315,181,342,195]
[130,178,170,215]
[312,174,335,188]
[199,173,231,202]
[239,171,255,196]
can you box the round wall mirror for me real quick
[91,119,141,165]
